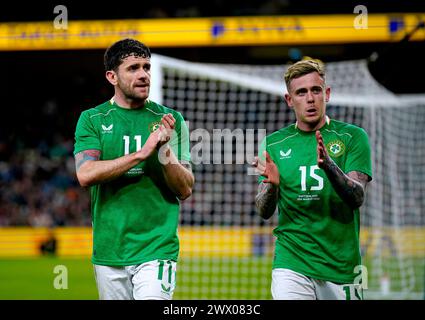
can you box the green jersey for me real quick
[259,117,372,283]
[74,99,190,266]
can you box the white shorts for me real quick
[93,259,177,300]
[272,268,363,300]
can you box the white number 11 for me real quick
[123,135,142,155]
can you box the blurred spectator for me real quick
[39,228,58,255]
[0,136,91,227]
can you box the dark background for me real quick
[1,0,424,88]
[2,0,423,21]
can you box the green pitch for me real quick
[0,257,98,299]
[0,256,422,299]
[0,256,272,300]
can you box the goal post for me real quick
[151,54,425,300]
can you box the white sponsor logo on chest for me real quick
[101,124,113,133]
[280,149,292,159]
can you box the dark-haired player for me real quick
[74,39,194,300]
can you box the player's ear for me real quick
[325,86,330,103]
[284,92,293,108]
[105,70,118,86]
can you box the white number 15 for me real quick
[299,165,324,191]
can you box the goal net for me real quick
[150,54,425,300]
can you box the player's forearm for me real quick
[159,146,194,200]
[76,152,142,187]
[255,182,278,220]
[322,160,365,209]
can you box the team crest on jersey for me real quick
[149,121,161,132]
[326,140,345,157]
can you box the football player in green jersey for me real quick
[252,59,372,300]
[74,39,194,300]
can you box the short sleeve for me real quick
[345,128,372,181]
[74,111,101,155]
[169,112,191,162]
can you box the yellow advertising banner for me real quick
[0,14,424,50]
[0,226,423,258]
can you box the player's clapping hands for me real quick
[252,151,280,186]
[138,113,175,161]
[315,130,332,170]
[157,113,175,146]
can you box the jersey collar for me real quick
[109,97,150,109]
[295,115,330,130]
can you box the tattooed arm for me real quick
[75,149,143,187]
[255,182,279,220]
[316,131,370,209]
[75,127,163,187]
[325,164,369,209]
[253,151,280,220]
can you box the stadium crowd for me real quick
[0,96,91,227]
[0,135,91,227]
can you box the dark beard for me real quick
[122,87,148,104]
